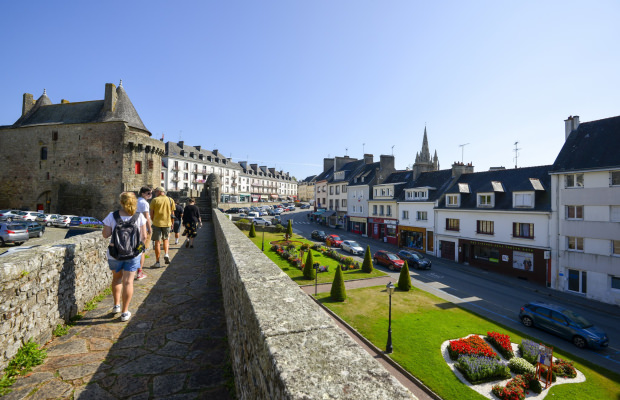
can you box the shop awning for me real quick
[313,210,325,216]
[324,211,337,217]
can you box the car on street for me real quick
[274,208,283,215]
[397,250,432,270]
[0,223,29,246]
[272,216,282,225]
[373,250,405,271]
[24,221,45,238]
[225,208,240,214]
[0,210,22,222]
[300,204,311,209]
[341,240,364,255]
[36,213,62,226]
[325,234,343,247]
[252,217,271,226]
[13,211,41,222]
[53,215,77,228]
[311,230,327,241]
[286,206,295,211]
[518,302,609,349]
[69,216,104,227]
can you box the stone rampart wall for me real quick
[0,232,110,369]
[213,210,414,400]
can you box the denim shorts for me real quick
[108,254,141,273]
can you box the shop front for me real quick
[399,226,426,251]
[459,239,548,285]
[349,217,367,235]
[368,218,398,245]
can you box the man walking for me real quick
[172,201,184,245]
[149,187,175,268]
[136,186,153,279]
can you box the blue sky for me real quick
[1,1,618,180]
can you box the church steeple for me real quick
[412,126,439,179]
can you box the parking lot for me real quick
[0,227,79,256]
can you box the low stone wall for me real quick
[213,210,414,400]
[0,232,110,369]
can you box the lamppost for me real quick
[386,281,395,354]
[314,263,319,296]
[261,225,265,251]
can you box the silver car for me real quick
[0,223,29,246]
[0,210,22,222]
[53,215,76,228]
[341,240,364,255]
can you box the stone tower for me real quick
[412,127,440,179]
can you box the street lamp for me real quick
[386,281,395,354]
[261,225,265,251]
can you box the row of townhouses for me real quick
[308,118,620,305]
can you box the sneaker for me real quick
[112,305,121,313]
[120,311,131,322]
[164,254,170,264]
[153,261,161,268]
[190,245,194,248]
[136,271,147,280]
[175,239,179,245]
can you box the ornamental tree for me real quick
[330,265,347,302]
[249,222,256,238]
[361,245,374,273]
[303,250,316,280]
[397,261,412,291]
[285,219,293,241]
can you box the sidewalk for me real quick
[4,222,233,400]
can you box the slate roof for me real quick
[333,159,366,182]
[6,84,149,133]
[551,115,620,172]
[438,165,552,212]
[348,162,379,186]
[314,166,334,183]
[397,169,455,202]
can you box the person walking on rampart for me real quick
[136,186,152,280]
[150,187,175,267]
[182,198,202,248]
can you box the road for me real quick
[278,209,620,376]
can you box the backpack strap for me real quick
[113,210,123,226]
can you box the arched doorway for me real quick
[36,190,52,213]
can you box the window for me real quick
[381,188,386,196]
[342,184,347,193]
[478,193,493,207]
[386,205,392,216]
[373,205,377,215]
[513,223,534,238]
[611,171,620,186]
[446,194,459,207]
[330,186,333,195]
[612,276,620,290]
[135,161,142,174]
[446,218,460,231]
[566,205,584,220]
[40,147,47,160]
[514,193,533,208]
[336,186,339,195]
[184,173,188,180]
[52,131,58,141]
[568,269,587,294]
[161,172,164,180]
[402,210,409,220]
[613,240,620,256]
[565,173,584,188]
[417,211,427,221]
[341,199,346,207]
[567,236,584,251]
[380,205,384,216]
[329,199,333,210]
[476,220,494,235]
[184,162,189,170]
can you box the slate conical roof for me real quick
[101,83,148,132]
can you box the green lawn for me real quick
[244,230,386,284]
[316,286,620,400]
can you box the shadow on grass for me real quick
[434,302,459,310]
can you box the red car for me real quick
[325,234,343,247]
[373,250,405,271]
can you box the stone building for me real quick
[0,82,164,219]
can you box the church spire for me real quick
[412,125,440,179]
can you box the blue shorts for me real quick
[108,255,141,273]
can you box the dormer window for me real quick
[180,150,185,156]
[477,193,494,208]
[446,194,460,207]
[513,192,534,208]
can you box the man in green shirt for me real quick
[149,187,175,268]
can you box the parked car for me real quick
[519,302,609,349]
[341,240,364,255]
[0,223,29,246]
[53,215,77,228]
[13,211,41,222]
[311,230,327,241]
[397,250,432,270]
[69,216,103,227]
[287,206,295,211]
[25,221,45,238]
[274,208,283,215]
[225,208,240,214]
[0,210,22,222]
[373,250,405,271]
[272,216,282,225]
[326,234,343,247]
[36,213,62,226]
[252,217,271,226]
[300,204,311,209]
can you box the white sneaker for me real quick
[120,311,131,322]
[164,254,170,264]
[112,305,121,313]
[175,240,179,245]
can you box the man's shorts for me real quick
[152,226,171,241]
[108,255,140,273]
[172,219,181,234]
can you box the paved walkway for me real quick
[5,222,233,400]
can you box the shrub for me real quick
[508,357,535,375]
[486,331,514,359]
[249,222,256,238]
[285,220,293,240]
[397,261,412,291]
[361,245,373,273]
[456,355,510,384]
[519,339,539,365]
[330,265,346,302]
[303,250,316,280]
[448,335,498,361]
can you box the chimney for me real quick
[22,93,34,116]
[324,157,334,173]
[103,83,117,113]
[213,149,219,156]
[178,141,184,148]
[61,99,70,104]
[376,155,396,184]
[564,115,580,140]
[451,161,474,178]
[364,153,374,164]
[194,145,201,151]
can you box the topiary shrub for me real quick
[361,245,373,273]
[330,265,346,302]
[249,222,256,238]
[285,220,293,240]
[303,250,316,280]
[397,261,412,291]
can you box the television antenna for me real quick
[345,148,348,156]
[513,141,521,168]
[391,145,395,156]
[363,143,366,154]
[459,143,470,163]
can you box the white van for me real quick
[247,211,260,219]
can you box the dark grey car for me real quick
[397,250,432,269]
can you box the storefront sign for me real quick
[350,217,367,223]
[513,251,534,271]
[465,240,541,253]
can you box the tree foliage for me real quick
[285,219,293,241]
[362,245,374,273]
[249,222,256,238]
[397,261,412,291]
[330,265,347,302]
[303,250,316,280]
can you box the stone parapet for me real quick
[0,232,110,368]
[213,210,415,399]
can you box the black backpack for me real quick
[109,211,142,260]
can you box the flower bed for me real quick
[448,335,498,361]
[508,357,536,375]
[492,373,542,400]
[486,331,514,360]
[518,339,539,365]
[455,355,510,384]
[311,244,361,269]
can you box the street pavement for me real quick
[4,223,233,400]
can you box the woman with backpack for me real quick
[182,198,202,248]
[102,192,147,322]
